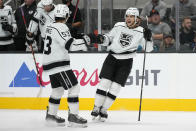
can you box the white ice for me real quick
[0,110,196,131]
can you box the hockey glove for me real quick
[26,32,34,46]
[2,22,14,34]
[143,27,152,41]
[87,33,105,44]
[25,40,38,52]
[82,34,91,46]
[66,23,72,29]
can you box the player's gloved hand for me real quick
[143,27,152,41]
[25,40,38,52]
[26,32,34,46]
[66,23,72,30]
[82,34,91,46]
[87,33,105,44]
[2,22,14,33]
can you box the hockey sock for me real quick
[48,97,61,116]
[94,89,107,107]
[94,78,112,107]
[102,82,121,110]
[102,92,117,110]
[48,87,64,115]
[67,97,79,114]
[68,85,80,114]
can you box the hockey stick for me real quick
[138,16,149,121]
[4,0,12,6]
[20,7,43,97]
[72,0,80,23]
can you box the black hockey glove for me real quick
[87,33,105,44]
[66,23,72,30]
[26,32,34,46]
[143,27,152,41]
[2,22,14,34]
[82,34,91,46]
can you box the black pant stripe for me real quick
[67,97,79,103]
[107,92,116,100]
[49,97,61,104]
[96,89,107,96]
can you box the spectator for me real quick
[14,0,37,51]
[170,0,196,24]
[62,0,82,38]
[180,17,196,51]
[148,10,172,51]
[0,0,17,51]
[27,0,55,53]
[160,33,175,52]
[140,0,167,22]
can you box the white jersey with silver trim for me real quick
[28,4,55,38]
[0,5,17,45]
[104,22,153,59]
[42,22,87,75]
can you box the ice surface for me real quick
[0,110,196,131]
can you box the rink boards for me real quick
[0,53,196,111]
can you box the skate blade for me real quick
[92,116,98,120]
[99,116,106,122]
[45,120,65,127]
[68,122,88,128]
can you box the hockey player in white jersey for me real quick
[0,0,17,51]
[43,4,90,127]
[90,7,153,121]
[26,0,55,52]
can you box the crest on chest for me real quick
[119,32,133,48]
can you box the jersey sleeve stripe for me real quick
[31,16,39,23]
[65,38,74,50]
[28,22,33,32]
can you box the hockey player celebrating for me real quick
[90,7,153,121]
[0,0,17,51]
[43,4,89,127]
[26,0,56,52]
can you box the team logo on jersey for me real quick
[9,62,50,87]
[119,33,133,48]
[28,10,34,15]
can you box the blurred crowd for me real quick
[0,0,196,53]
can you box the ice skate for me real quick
[91,105,100,120]
[99,107,108,122]
[45,107,65,126]
[68,113,88,128]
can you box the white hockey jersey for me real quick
[103,22,153,59]
[28,4,55,38]
[0,5,17,45]
[42,22,87,75]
